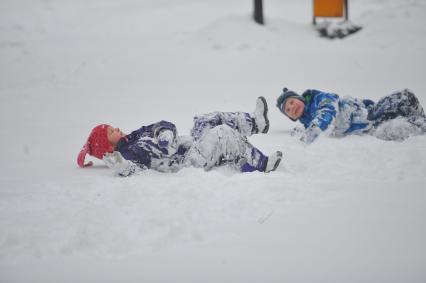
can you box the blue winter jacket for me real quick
[115,120,189,172]
[299,89,373,140]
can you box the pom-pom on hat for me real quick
[77,124,113,168]
[276,88,305,121]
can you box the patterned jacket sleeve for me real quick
[152,120,177,138]
[306,90,339,131]
[301,90,339,143]
[130,120,177,139]
[152,121,177,149]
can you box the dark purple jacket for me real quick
[116,120,189,171]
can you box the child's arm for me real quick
[103,151,144,177]
[301,125,322,144]
[156,129,175,149]
[152,121,177,148]
[142,120,179,154]
[303,90,339,143]
[152,120,177,137]
[130,120,177,140]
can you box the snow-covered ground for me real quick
[1,0,426,282]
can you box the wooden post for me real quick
[253,0,264,25]
[345,0,349,21]
[312,0,316,25]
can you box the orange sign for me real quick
[314,0,344,17]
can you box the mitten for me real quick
[103,151,139,176]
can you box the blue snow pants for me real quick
[368,89,426,127]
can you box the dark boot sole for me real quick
[258,96,269,133]
[267,151,283,173]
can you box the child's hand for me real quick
[300,125,321,144]
[291,127,304,137]
[103,151,125,168]
[103,151,139,177]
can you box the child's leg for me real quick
[187,125,279,172]
[191,112,255,141]
[191,97,269,140]
[371,116,426,141]
[368,89,425,126]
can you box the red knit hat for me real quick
[77,124,113,168]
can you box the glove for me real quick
[103,151,138,176]
[300,125,321,144]
[103,151,125,167]
[157,130,175,149]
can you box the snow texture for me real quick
[1,0,426,282]
[372,116,424,141]
[316,20,362,39]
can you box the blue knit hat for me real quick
[276,88,305,121]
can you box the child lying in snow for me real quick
[276,88,426,143]
[77,97,282,176]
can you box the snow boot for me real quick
[265,151,283,173]
[253,96,269,134]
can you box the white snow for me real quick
[1,0,426,282]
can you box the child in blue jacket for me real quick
[276,88,426,143]
[78,97,283,176]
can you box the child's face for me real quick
[107,126,125,147]
[284,98,305,120]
